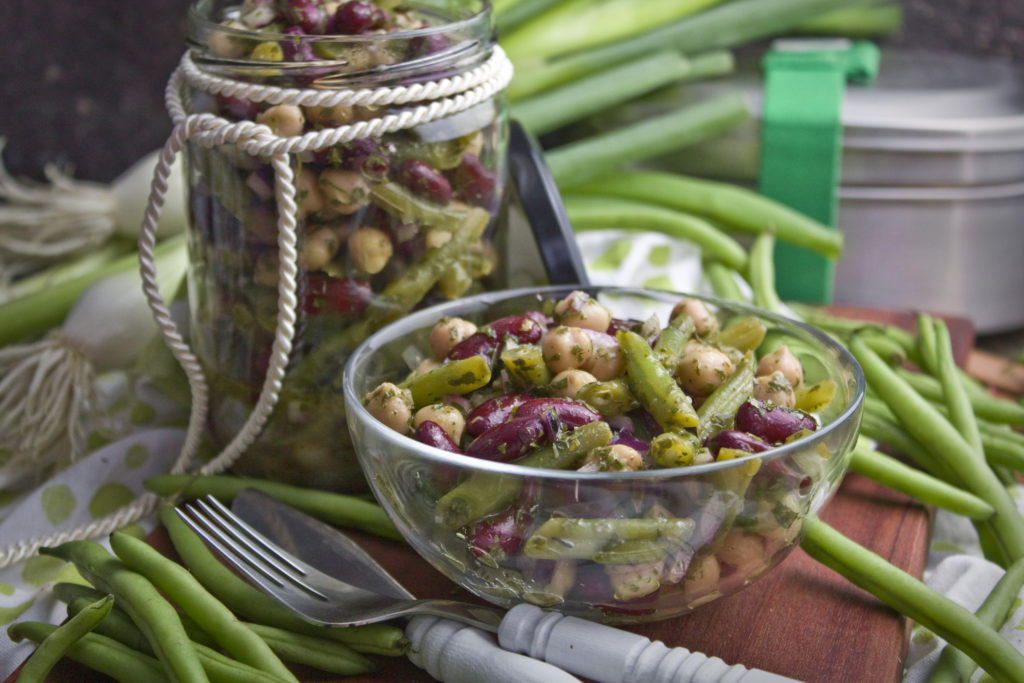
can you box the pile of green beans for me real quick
[7,496,407,681]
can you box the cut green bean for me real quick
[649,430,701,467]
[929,557,1024,683]
[849,335,1024,562]
[568,170,844,260]
[8,622,168,682]
[501,340,552,389]
[714,316,767,354]
[157,507,409,656]
[109,530,297,683]
[436,420,612,529]
[400,354,492,407]
[801,515,1024,683]
[512,50,693,136]
[575,378,639,417]
[523,516,695,560]
[747,233,784,314]
[564,195,748,271]
[39,541,209,683]
[848,438,994,520]
[618,329,700,432]
[143,474,400,541]
[654,314,697,371]
[547,93,750,187]
[13,594,113,683]
[696,353,755,442]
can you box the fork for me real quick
[175,495,505,631]
[175,496,800,683]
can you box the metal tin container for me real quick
[604,48,1024,332]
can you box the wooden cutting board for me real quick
[15,307,974,683]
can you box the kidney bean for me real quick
[450,153,498,208]
[465,394,532,437]
[466,414,549,462]
[734,399,817,444]
[447,315,544,360]
[395,158,452,204]
[705,429,770,456]
[413,420,462,453]
[301,274,372,316]
[515,398,602,429]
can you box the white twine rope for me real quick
[0,46,512,569]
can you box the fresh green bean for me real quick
[895,367,1024,426]
[39,541,209,683]
[8,622,169,682]
[696,353,755,442]
[143,474,400,541]
[493,0,565,35]
[246,622,377,675]
[702,259,747,303]
[109,530,297,683]
[157,507,409,656]
[523,516,695,560]
[654,314,697,371]
[929,557,1024,683]
[400,355,492,408]
[932,318,985,456]
[747,233,784,314]
[64,597,288,683]
[849,335,1024,562]
[547,93,750,187]
[512,50,693,136]
[801,515,1024,683]
[569,170,845,260]
[501,340,552,389]
[858,406,951,480]
[848,438,994,520]
[436,420,613,529]
[914,312,939,374]
[575,378,639,417]
[619,328,700,432]
[12,594,113,682]
[563,195,748,271]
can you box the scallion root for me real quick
[0,335,97,476]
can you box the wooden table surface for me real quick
[18,307,981,683]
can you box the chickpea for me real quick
[578,444,644,472]
[255,104,305,137]
[754,370,796,408]
[606,561,663,601]
[348,226,393,274]
[208,21,248,58]
[541,325,594,374]
[716,530,766,574]
[554,290,612,332]
[757,345,803,389]
[550,369,598,399]
[303,103,354,127]
[414,404,466,445]
[363,382,413,434]
[671,297,719,336]
[412,357,440,377]
[582,331,624,381]
[429,317,478,361]
[676,343,735,396]
[682,554,721,605]
[295,167,324,219]
[546,560,577,598]
[424,228,452,249]
[318,168,371,215]
[298,227,341,272]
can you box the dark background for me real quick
[0,0,1022,182]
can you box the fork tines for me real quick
[175,495,330,601]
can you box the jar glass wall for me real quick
[181,0,508,491]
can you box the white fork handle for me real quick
[406,616,581,683]
[498,603,803,683]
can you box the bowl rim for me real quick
[342,285,866,481]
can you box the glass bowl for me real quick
[343,286,865,624]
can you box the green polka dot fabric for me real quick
[0,371,186,675]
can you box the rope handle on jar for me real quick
[0,47,513,570]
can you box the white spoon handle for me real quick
[498,603,803,683]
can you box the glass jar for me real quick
[179,0,509,491]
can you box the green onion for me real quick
[546,92,750,187]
